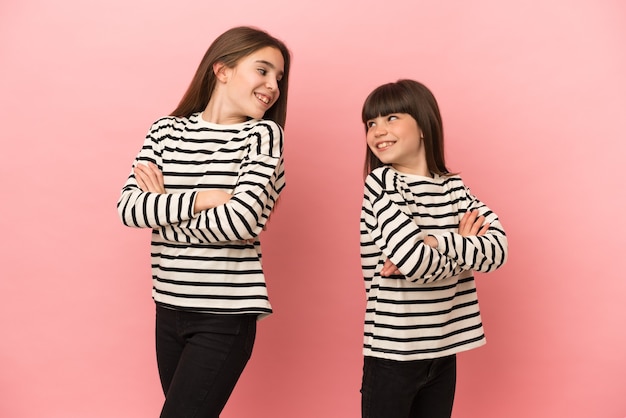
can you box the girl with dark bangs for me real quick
[359,79,508,417]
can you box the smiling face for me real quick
[365,112,429,176]
[361,80,451,178]
[210,46,285,124]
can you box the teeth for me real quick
[377,142,394,149]
[256,94,270,104]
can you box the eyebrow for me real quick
[255,60,284,76]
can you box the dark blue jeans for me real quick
[361,354,457,418]
[155,305,257,418]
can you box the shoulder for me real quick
[444,173,463,182]
[368,166,394,180]
[440,174,468,190]
[364,166,394,195]
[152,114,191,128]
[440,174,481,205]
[148,115,190,138]
[249,119,283,133]
[368,166,397,184]
[248,119,284,141]
[246,119,284,156]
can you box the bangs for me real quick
[361,83,412,123]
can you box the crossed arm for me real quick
[133,162,264,243]
[133,162,232,213]
[379,209,489,276]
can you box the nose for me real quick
[374,124,387,137]
[266,77,279,92]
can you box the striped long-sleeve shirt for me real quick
[117,113,285,316]
[360,166,508,361]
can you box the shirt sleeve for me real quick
[117,118,198,230]
[362,172,467,284]
[430,185,508,273]
[184,121,285,242]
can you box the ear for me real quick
[212,62,230,83]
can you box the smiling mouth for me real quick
[255,93,271,105]
[376,141,395,150]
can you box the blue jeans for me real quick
[361,354,457,418]
[155,305,257,418]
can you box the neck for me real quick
[392,163,432,177]
[202,93,246,125]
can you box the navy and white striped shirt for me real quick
[118,113,285,316]
[360,166,508,360]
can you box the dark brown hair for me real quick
[171,26,291,128]
[361,79,452,178]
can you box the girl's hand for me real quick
[134,162,165,193]
[193,190,232,213]
[459,209,490,237]
[420,210,489,253]
[423,235,438,248]
[381,258,401,277]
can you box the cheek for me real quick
[366,139,378,153]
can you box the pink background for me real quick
[1,0,625,417]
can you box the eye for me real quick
[257,68,267,76]
[366,120,376,129]
[388,115,398,121]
